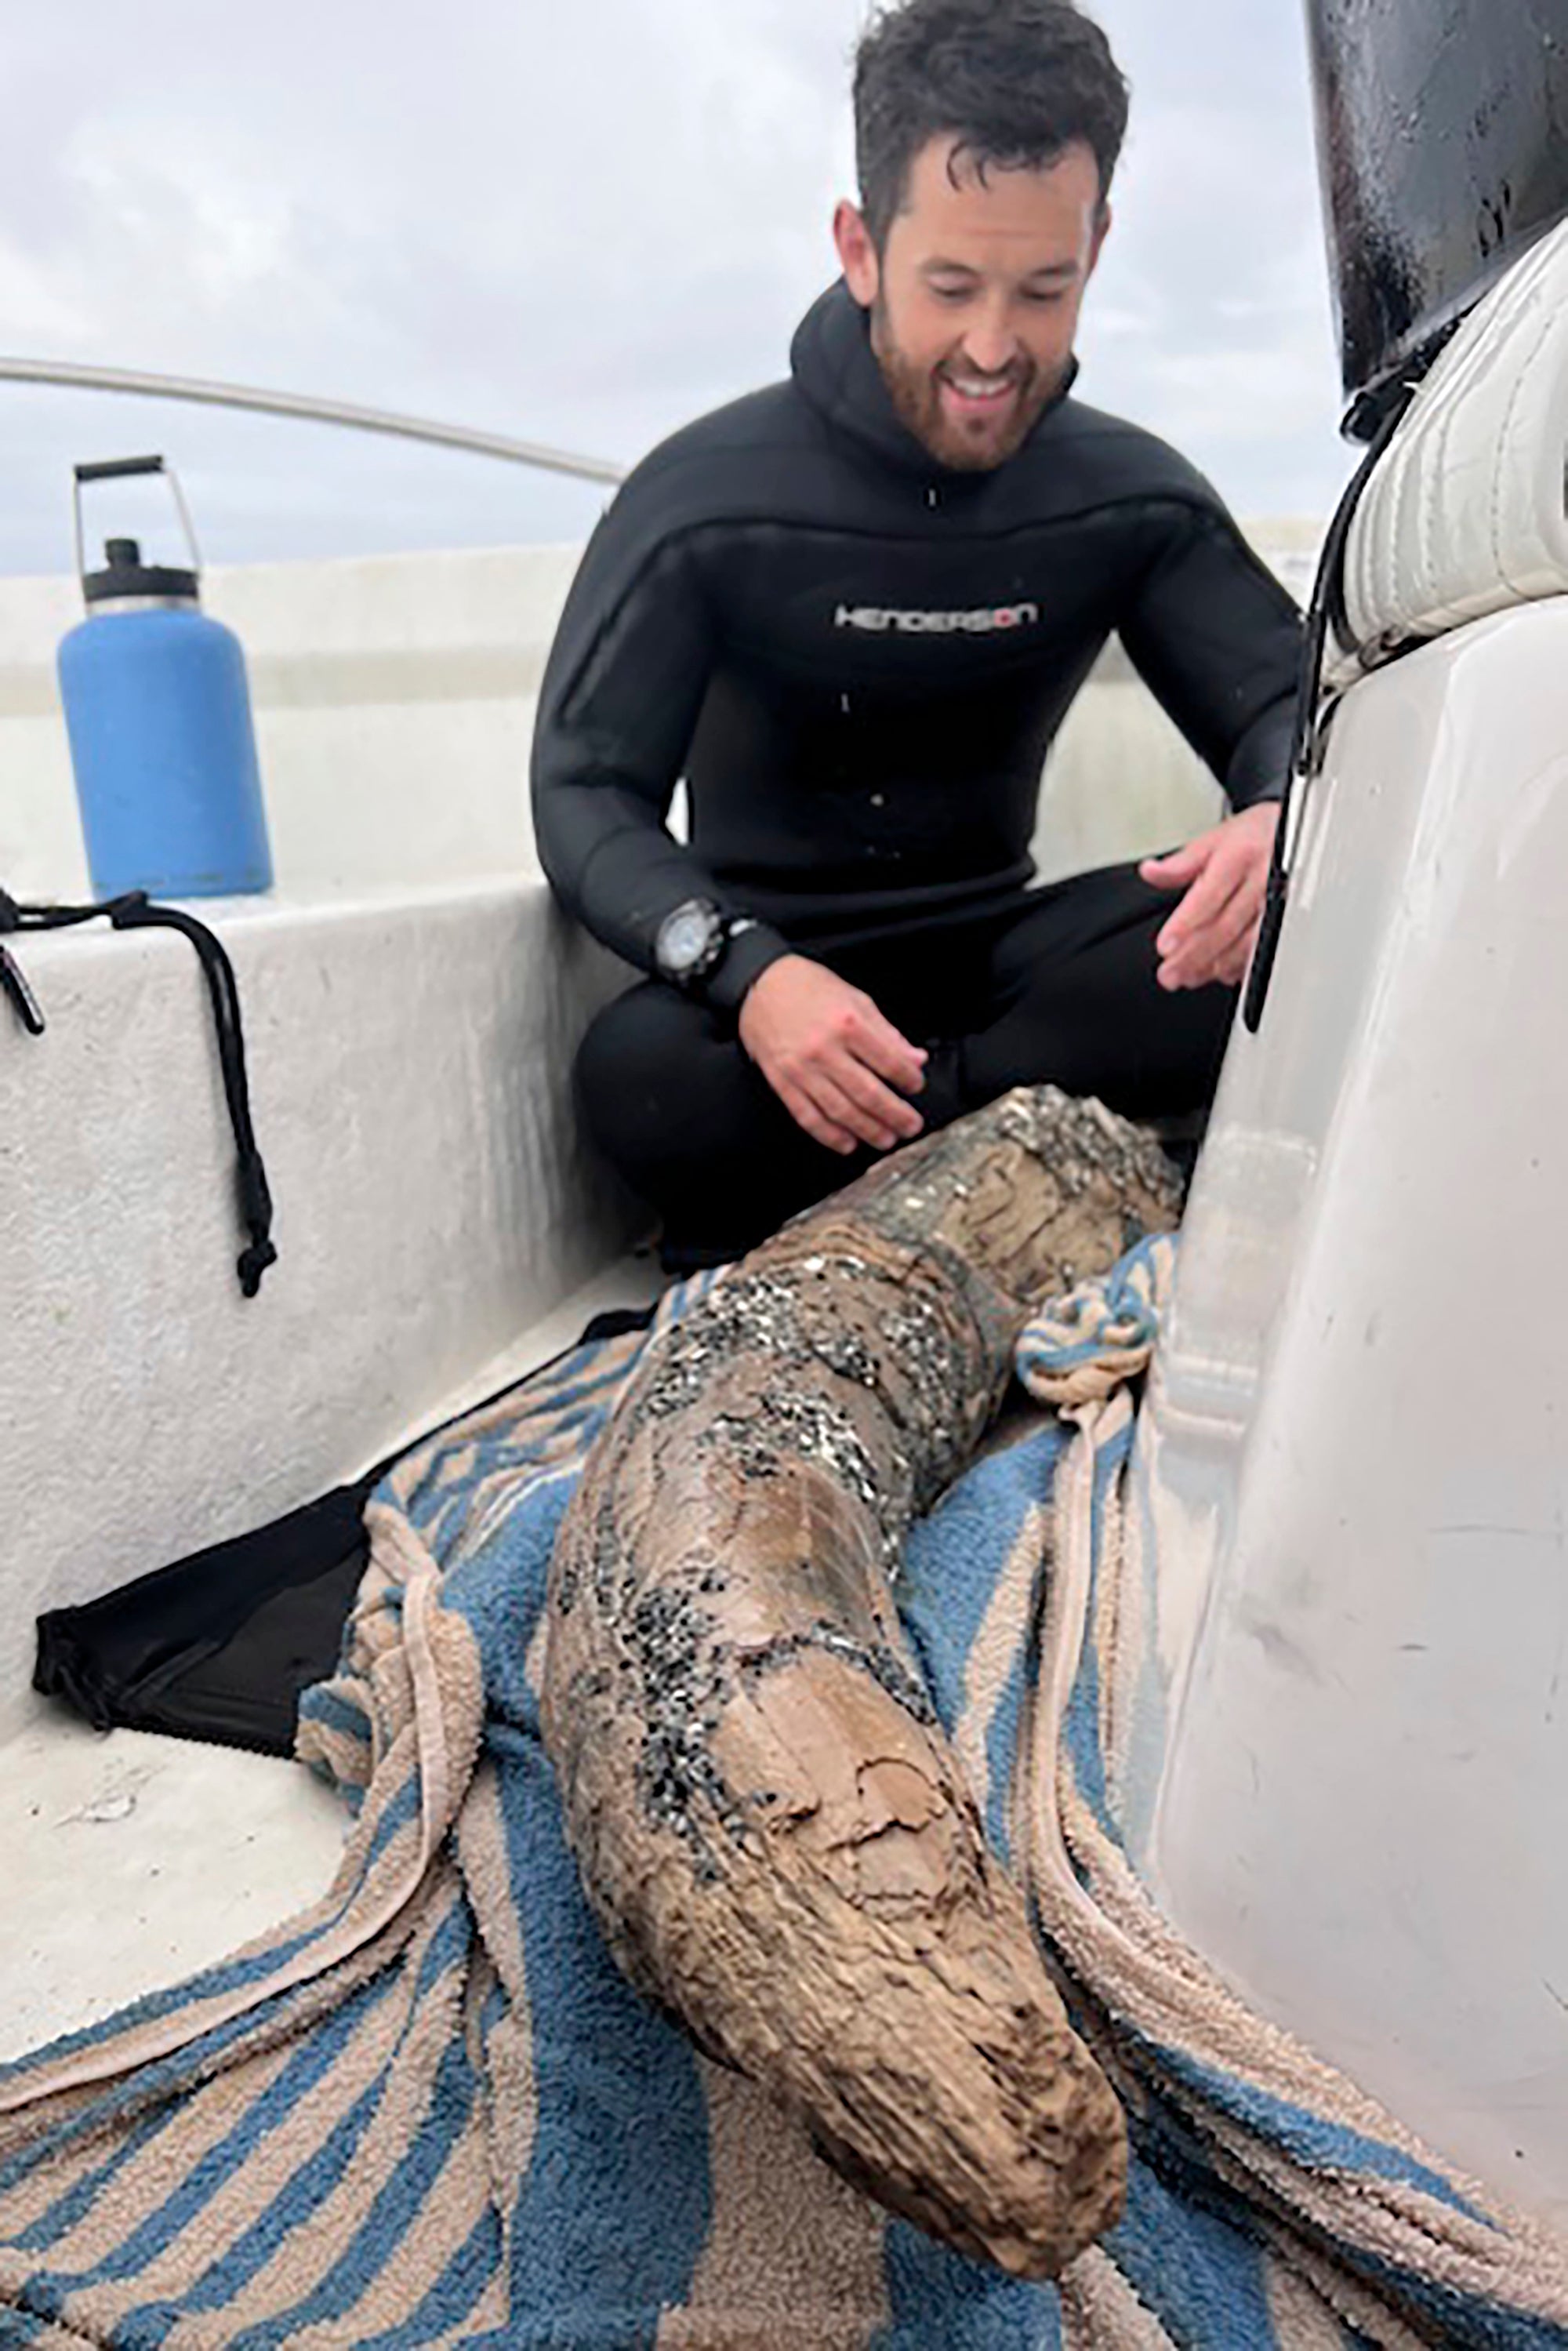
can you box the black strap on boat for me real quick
[1242,383,1421,1037]
[0,885,278,1297]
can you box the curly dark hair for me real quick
[852,0,1130,248]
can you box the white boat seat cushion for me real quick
[1342,216,1568,660]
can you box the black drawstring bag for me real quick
[34,1481,377,1757]
[31,1303,659,1757]
[0,885,277,1296]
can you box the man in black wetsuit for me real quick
[532,0,1302,1266]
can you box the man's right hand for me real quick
[737,954,927,1155]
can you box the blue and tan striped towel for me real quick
[2,1241,1565,2348]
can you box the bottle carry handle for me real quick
[71,454,203,591]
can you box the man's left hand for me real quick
[1139,802,1280,991]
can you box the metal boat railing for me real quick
[0,355,627,487]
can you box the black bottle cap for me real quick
[82,535,200,606]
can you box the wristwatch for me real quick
[653,898,757,989]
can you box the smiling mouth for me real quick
[938,372,1022,417]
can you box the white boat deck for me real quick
[0,1251,660,2068]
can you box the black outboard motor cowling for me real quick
[1305,0,1568,438]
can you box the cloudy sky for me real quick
[0,0,1354,580]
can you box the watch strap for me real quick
[703,918,793,1012]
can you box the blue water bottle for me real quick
[57,455,274,899]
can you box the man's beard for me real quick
[869,296,1068,472]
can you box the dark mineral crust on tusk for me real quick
[541,1085,1181,2278]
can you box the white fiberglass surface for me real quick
[0,1254,660,2069]
[1130,601,1568,2226]
[0,885,633,1745]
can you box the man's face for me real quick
[834,135,1109,471]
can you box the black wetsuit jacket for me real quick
[531,282,1304,1011]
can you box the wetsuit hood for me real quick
[789,278,1080,479]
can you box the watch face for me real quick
[658,901,719,977]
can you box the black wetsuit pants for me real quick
[575,859,1234,1266]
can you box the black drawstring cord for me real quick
[1242,383,1421,1037]
[0,934,45,1034]
[0,886,278,1297]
